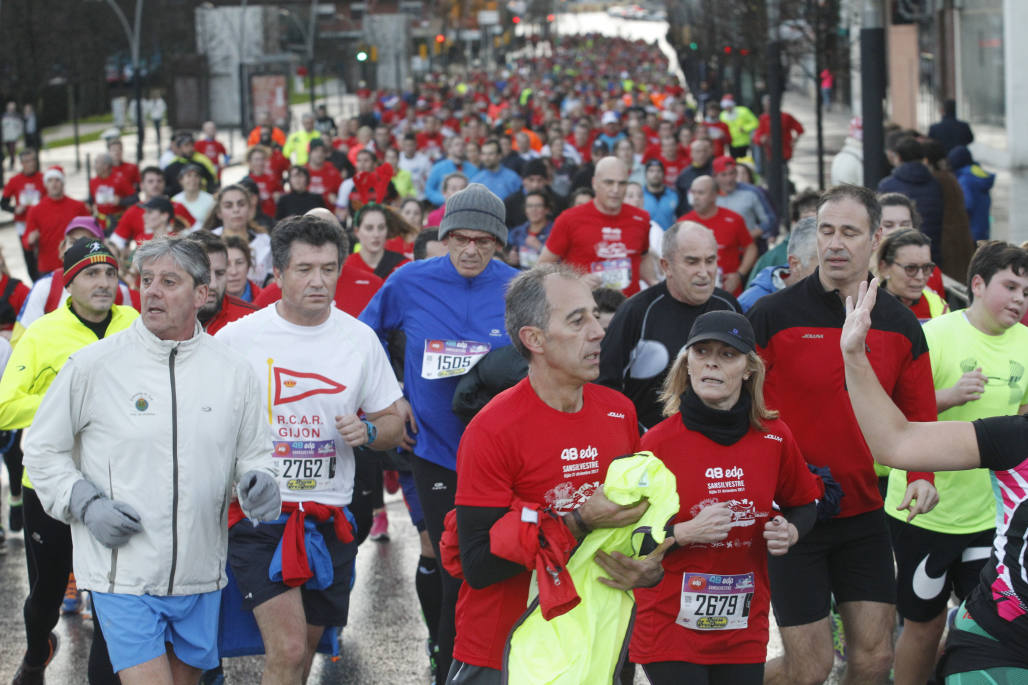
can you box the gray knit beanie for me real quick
[438,183,508,246]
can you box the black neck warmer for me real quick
[680,386,752,446]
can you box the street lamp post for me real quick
[104,0,145,164]
[281,2,319,116]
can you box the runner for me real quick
[110,166,195,258]
[1,149,43,279]
[1,238,138,685]
[883,241,1028,685]
[449,263,672,684]
[202,184,273,286]
[216,213,405,684]
[224,235,262,303]
[630,311,822,684]
[23,166,90,275]
[748,184,939,685]
[874,229,948,323]
[360,183,518,683]
[186,231,259,334]
[842,277,1028,684]
[24,237,280,685]
[598,221,741,431]
[538,157,656,296]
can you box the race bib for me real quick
[18,187,40,207]
[95,185,117,205]
[590,258,631,290]
[676,572,754,631]
[519,245,541,269]
[273,439,337,493]
[421,340,491,380]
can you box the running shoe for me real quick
[11,632,59,685]
[384,470,400,495]
[10,499,23,532]
[369,510,389,542]
[62,573,82,614]
[830,602,846,662]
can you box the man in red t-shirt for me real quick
[1,149,44,278]
[753,96,805,163]
[88,154,136,230]
[451,264,671,678]
[195,121,228,177]
[643,134,690,187]
[188,231,258,334]
[111,167,194,256]
[305,139,342,208]
[245,146,283,218]
[23,167,90,275]
[108,139,140,189]
[679,176,756,295]
[539,157,656,296]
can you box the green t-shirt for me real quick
[885,310,1028,533]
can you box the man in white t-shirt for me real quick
[215,213,404,683]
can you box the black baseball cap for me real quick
[685,311,755,354]
[141,196,174,216]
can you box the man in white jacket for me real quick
[24,237,281,685]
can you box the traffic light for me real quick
[435,33,445,43]
[740,48,750,56]
[546,13,555,21]
[512,15,520,23]
[356,48,369,62]
[689,42,698,50]
[723,45,732,54]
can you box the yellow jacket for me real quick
[721,106,759,148]
[283,129,322,165]
[0,299,138,487]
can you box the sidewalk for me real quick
[0,89,357,283]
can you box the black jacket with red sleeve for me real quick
[747,271,935,518]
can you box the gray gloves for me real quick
[70,479,143,549]
[237,470,281,522]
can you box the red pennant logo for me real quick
[273,367,346,405]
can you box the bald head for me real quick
[690,175,717,214]
[662,221,718,305]
[305,207,341,227]
[592,157,629,215]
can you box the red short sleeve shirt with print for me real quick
[306,163,342,207]
[680,207,753,283]
[453,379,640,670]
[630,415,821,665]
[249,172,283,218]
[2,173,44,223]
[546,201,651,296]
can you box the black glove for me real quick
[808,463,844,521]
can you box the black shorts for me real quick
[768,508,896,627]
[228,516,358,626]
[888,518,993,622]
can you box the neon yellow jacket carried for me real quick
[0,298,138,488]
[504,452,679,684]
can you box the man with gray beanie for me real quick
[361,182,519,683]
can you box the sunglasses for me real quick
[893,262,935,278]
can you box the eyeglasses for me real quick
[524,203,546,210]
[893,262,935,278]
[447,232,497,250]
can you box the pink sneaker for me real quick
[369,510,389,542]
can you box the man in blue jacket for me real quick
[738,216,818,311]
[878,137,944,264]
[360,183,518,684]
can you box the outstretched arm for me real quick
[841,279,980,472]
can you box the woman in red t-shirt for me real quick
[223,235,262,303]
[630,311,822,684]
[344,204,410,282]
[383,198,423,260]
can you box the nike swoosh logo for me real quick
[912,554,947,601]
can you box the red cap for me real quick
[712,155,736,175]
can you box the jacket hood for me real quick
[947,145,973,170]
[893,161,935,185]
[960,163,995,191]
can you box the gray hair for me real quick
[134,236,211,287]
[662,220,716,261]
[505,264,583,360]
[787,216,818,267]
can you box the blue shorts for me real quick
[399,470,426,532]
[91,591,220,672]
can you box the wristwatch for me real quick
[361,418,377,445]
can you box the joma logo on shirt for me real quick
[764,433,783,442]
[801,333,824,339]
[607,411,625,419]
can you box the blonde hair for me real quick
[659,346,778,431]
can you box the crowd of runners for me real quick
[0,27,1025,685]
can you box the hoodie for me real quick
[878,162,943,263]
[948,145,995,241]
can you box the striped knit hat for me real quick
[63,238,118,284]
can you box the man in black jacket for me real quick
[928,99,974,153]
[598,221,741,431]
[674,139,714,216]
[878,136,944,264]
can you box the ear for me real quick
[870,225,883,252]
[970,273,986,299]
[273,267,284,290]
[518,325,545,356]
[194,283,209,309]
